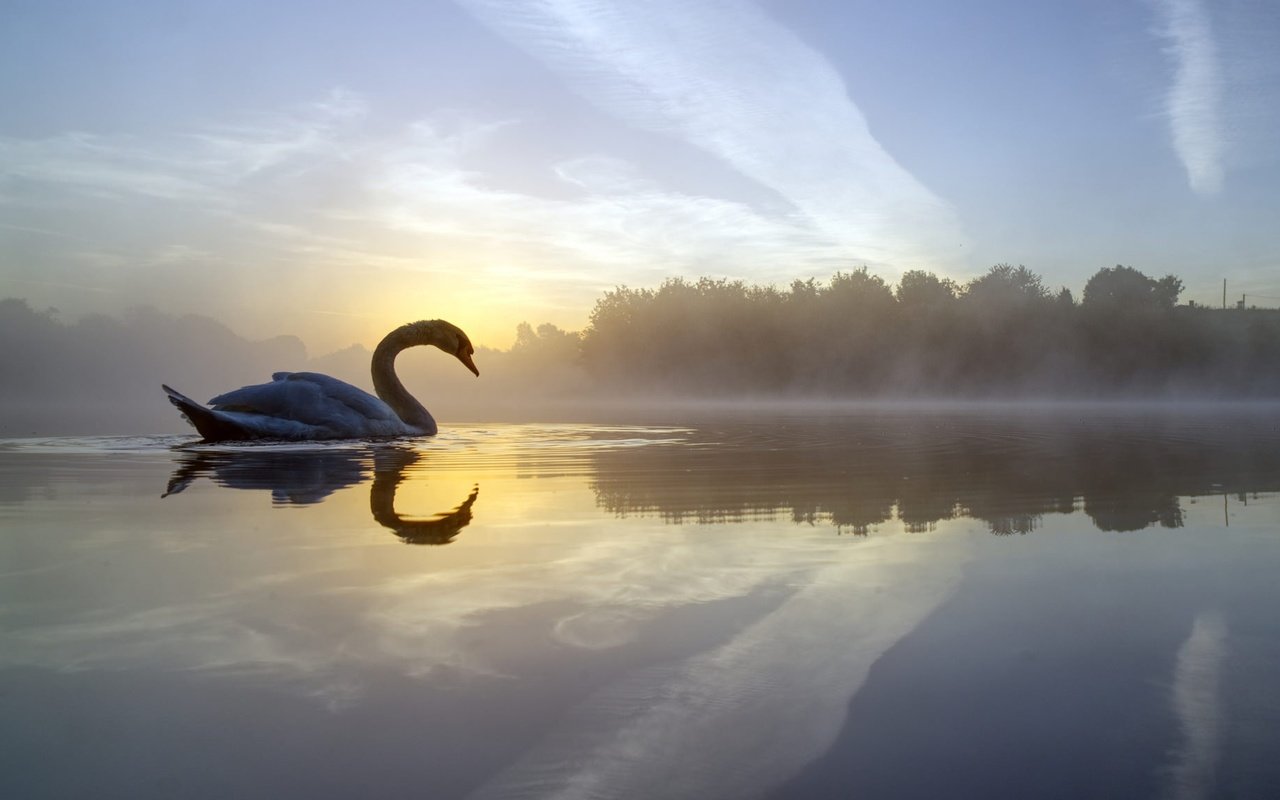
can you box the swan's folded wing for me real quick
[209,373,399,427]
[281,372,403,421]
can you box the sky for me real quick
[2,0,1279,352]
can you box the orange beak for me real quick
[458,349,479,377]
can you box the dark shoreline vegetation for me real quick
[570,264,1280,397]
[3,263,1280,434]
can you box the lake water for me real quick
[3,408,1280,799]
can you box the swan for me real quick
[162,319,478,442]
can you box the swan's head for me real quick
[412,319,479,377]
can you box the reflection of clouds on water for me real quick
[1167,612,1227,800]
[553,607,646,650]
[0,503,972,732]
[5,419,1275,797]
[6,584,366,712]
[1,441,483,709]
[468,533,969,800]
[364,523,864,669]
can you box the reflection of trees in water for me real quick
[1084,493,1184,533]
[588,414,1280,535]
[986,516,1041,536]
[163,445,477,545]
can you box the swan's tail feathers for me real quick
[162,384,246,442]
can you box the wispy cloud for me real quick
[0,132,225,202]
[455,0,968,269]
[0,90,361,204]
[370,117,846,284]
[2,38,961,347]
[2,87,919,308]
[1155,0,1225,194]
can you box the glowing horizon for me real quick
[2,0,1279,352]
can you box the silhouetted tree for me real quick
[1082,265,1182,310]
[896,270,958,311]
[513,321,580,362]
[963,263,1050,306]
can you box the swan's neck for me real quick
[372,325,436,434]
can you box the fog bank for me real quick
[0,299,585,436]
[5,261,1280,437]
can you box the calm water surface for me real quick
[3,409,1280,799]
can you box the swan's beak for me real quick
[458,350,479,377]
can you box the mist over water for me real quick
[5,261,1280,438]
[0,298,570,436]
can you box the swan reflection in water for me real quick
[162,445,478,545]
[368,448,478,545]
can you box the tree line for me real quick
[533,264,1280,397]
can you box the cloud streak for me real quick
[456,0,969,269]
[1156,0,1225,194]
[2,85,912,347]
[0,91,361,205]
[1166,611,1227,800]
[372,120,844,281]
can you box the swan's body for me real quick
[163,319,477,442]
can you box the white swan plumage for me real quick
[163,319,478,442]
